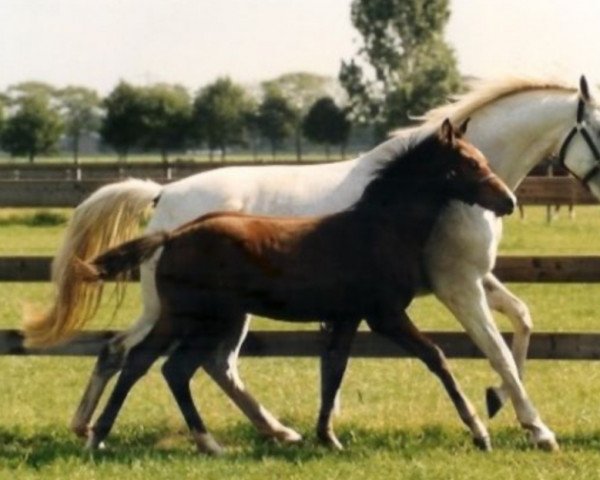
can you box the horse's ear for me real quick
[439,118,455,145]
[580,75,591,102]
[458,117,470,136]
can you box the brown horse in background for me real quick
[75,119,515,454]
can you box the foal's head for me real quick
[435,118,515,216]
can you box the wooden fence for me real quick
[0,176,594,208]
[0,167,598,359]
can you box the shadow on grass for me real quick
[0,422,591,470]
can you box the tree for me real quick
[6,81,56,104]
[58,86,101,164]
[100,82,145,162]
[340,0,462,135]
[303,97,351,159]
[256,91,297,158]
[262,72,339,161]
[139,84,192,163]
[192,77,252,160]
[1,93,63,162]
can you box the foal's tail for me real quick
[75,232,170,283]
[22,178,162,348]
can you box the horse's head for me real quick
[437,118,516,216]
[558,75,600,198]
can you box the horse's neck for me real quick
[467,90,577,189]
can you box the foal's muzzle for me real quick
[478,174,516,216]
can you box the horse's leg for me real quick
[366,312,491,451]
[85,329,170,450]
[161,340,224,456]
[316,318,360,450]
[70,314,157,437]
[71,266,160,437]
[482,273,533,418]
[202,314,302,443]
[433,277,558,451]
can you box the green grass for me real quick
[1,205,600,478]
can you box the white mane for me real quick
[422,77,576,126]
[390,77,577,139]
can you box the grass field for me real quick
[0,206,600,479]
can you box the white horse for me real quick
[25,76,600,451]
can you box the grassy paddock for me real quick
[0,205,600,478]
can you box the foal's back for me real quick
[156,209,421,322]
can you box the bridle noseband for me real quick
[558,98,600,187]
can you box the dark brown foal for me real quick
[76,119,515,454]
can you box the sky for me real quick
[1,0,600,94]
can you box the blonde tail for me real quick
[23,178,163,348]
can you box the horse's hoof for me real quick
[473,436,492,452]
[485,387,504,418]
[273,427,303,444]
[535,436,560,452]
[194,433,224,456]
[70,423,90,439]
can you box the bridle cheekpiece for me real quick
[558,97,600,187]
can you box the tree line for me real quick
[0,74,351,163]
[0,0,462,163]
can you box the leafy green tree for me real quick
[0,97,5,137]
[192,77,252,160]
[58,86,101,164]
[262,72,337,161]
[340,0,462,135]
[100,82,145,162]
[303,97,351,159]
[139,84,192,163]
[6,81,56,103]
[257,91,297,158]
[1,93,63,162]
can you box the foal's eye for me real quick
[469,160,480,170]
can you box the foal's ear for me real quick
[439,118,456,145]
[457,117,470,136]
[580,75,591,102]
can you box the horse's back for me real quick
[148,159,364,232]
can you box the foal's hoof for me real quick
[273,427,303,444]
[194,433,225,456]
[85,434,106,452]
[317,430,344,451]
[473,436,492,452]
[485,387,504,419]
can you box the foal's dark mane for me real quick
[352,131,449,211]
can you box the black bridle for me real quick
[558,97,600,187]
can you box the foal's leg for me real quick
[161,340,224,455]
[202,315,302,443]
[70,315,157,438]
[85,330,171,450]
[317,318,361,450]
[366,312,491,451]
[483,273,533,418]
[71,268,160,437]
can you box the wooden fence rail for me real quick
[0,176,595,208]
[2,255,600,282]
[2,330,600,360]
